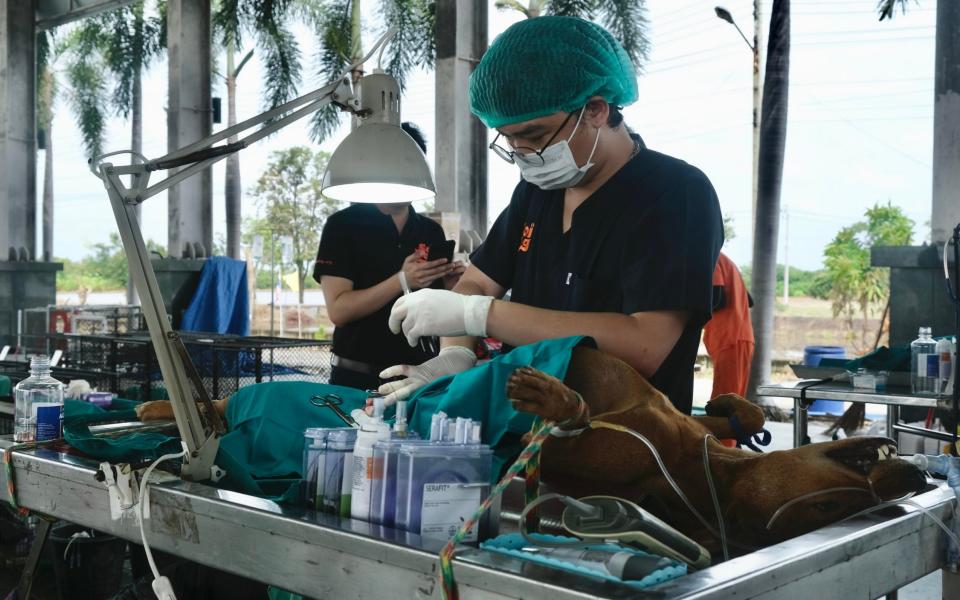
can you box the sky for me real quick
[43,0,938,272]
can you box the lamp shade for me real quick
[321,122,436,203]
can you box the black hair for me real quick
[607,104,624,129]
[401,122,427,154]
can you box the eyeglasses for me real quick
[488,110,580,166]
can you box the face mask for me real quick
[515,109,601,190]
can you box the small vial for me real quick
[394,401,408,435]
[430,413,443,441]
[455,418,469,443]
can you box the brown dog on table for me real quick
[137,345,926,555]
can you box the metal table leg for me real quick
[794,398,808,448]
[17,516,53,600]
[886,404,899,446]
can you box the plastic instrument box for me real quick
[395,442,495,542]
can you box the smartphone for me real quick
[427,240,456,263]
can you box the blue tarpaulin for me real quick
[182,257,250,335]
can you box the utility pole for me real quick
[782,205,789,305]
[716,4,764,236]
[752,0,764,237]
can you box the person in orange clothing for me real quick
[704,253,755,399]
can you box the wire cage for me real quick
[17,305,146,357]
[7,331,333,402]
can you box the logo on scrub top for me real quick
[518,223,535,253]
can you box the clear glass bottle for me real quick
[14,356,65,442]
[910,327,938,396]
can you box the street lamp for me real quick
[715,5,763,243]
[715,7,754,51]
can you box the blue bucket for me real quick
[803,346,846,414]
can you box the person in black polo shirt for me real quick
[314,123,463,390]
[380,17,723,415]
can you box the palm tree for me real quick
[876,0,912,20]
[495,0,650,67]
[60,2,164,163]
[306,0,436,142]
[746,0,790,405]
[59,2,165,302]
[213,0,305,259]
[209,0,433,258]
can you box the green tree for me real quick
[251,147,342,303]
[57,233,165,293]
[495,0,650,67]
[821,202,913,353]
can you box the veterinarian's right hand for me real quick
[377,345,477,404]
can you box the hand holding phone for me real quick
[427,240,456,263]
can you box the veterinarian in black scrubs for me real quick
[314,124,464,391]
[380,17,723,414]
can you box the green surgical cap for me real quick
[469,16,638,129]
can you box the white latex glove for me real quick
[377,346,477,404]
[388,289,493,347]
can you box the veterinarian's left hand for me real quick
[388,289,493,347]
[377,345,477,404]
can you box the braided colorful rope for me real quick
[439,419,553,600]
[523,447,542,533]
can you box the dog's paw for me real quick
[136,400,176,422]
[507,366,586,425]
[706,394,766,434]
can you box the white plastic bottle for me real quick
[350,396,391,521]
[14,356,65,442]
[911,327,938,395]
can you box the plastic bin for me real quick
[49,523,126,600]
[395,442,494,542]
[803,346,846,414]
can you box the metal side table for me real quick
[757,381,943,448]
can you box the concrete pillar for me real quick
[434,0,488,239]
[167,0,212,258]
[932,0,960,244]
[0,0,36,260]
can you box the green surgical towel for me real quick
[60,336,594,504]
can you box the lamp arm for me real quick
[101,77,355,203]
[89,72,355,483]
[87,25,398,481]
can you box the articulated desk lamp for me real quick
[90,30,433,482]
